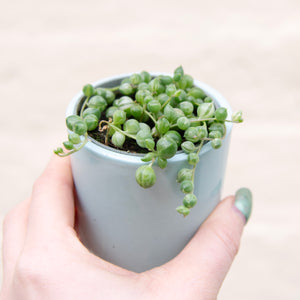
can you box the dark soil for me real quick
[87,109,150,153]
[88,127,149,154]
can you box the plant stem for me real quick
[190,117,216,123]
[80,96,90,118]
[99,120,137,140]
[223,122,227,138]
[225,119,240,123]
[57,134,88,157]
[161,96,172,110]
[108,86,119,92]
[143,109,157,124]
[191,140,204,188]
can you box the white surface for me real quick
[1,0,300,298]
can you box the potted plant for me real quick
[54,66,243,272]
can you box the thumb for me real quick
[162,188,252,298]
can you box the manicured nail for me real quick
[234,188,252,224]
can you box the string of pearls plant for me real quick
[55,66,243,217]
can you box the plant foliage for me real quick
[55,66,243,216]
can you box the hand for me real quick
[0,156,252,300]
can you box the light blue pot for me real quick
[67,73,233,272]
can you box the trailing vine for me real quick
[54,66,243,216]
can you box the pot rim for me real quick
[66,72,233,164]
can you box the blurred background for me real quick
[1,0,299,298]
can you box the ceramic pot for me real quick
[67,73,233,272]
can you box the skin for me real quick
[0,156,246,300]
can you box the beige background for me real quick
[1,0,300,299]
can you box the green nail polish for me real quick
[234,188,252,223]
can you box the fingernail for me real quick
[234,188,252,224]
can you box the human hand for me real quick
[0,156,252,300]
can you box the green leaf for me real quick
[176,205,190,217]
[141,152,155,162]
[135,165,156,188]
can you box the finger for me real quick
[26,155,75,240]
[159,188,252,298]
[2,198,30,288]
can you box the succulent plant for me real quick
[55,66,243,216]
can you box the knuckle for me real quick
[14,248,53,290]
[3,200,29,233]
[139,270,164,296]
[32,176,46,195]
[15,253,44,286]
[211,223,241,259]
[3,212,13,231]
[3,206,19,230]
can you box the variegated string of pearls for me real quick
[55,66,243,216]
